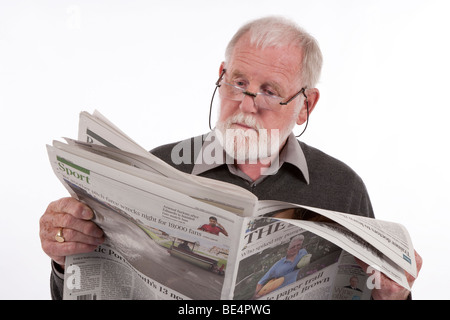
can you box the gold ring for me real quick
[55,228,65,243]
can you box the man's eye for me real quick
[263,88,277,97]
[232,80,247,88]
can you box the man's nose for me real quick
[239,92,258,113]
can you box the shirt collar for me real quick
[191,131,309,184]
[280,132,310,184]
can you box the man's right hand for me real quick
[39,197,104,269]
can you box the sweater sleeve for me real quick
[50,260,64,300]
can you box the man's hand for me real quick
[39,197,104,269]
[357,250,423,300]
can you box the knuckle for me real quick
[41,203,58,224]
[416,253,423,266]
[39,214,47,229]
[39,226,47,240]
[42,241,60,257]
[39,220,54,240]
[57,197,83,215]
[61,213,75,228]
[48,197,92,220]
[64,241,77,253]
[83,221,100,236]
[59,197,76,213]
[41,240,51,254]
[46,200,58,212]
[48,197,68,212]
[61,228,74,241]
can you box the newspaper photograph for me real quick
[231,216,372,300]
[253,201,415,290]
[67,181,231,300]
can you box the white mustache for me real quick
[227,113,263,131]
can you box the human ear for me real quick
[219,62,226,77]
[296,88,320,125]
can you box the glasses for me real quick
[208,69,310,136]
[218,69,306,109]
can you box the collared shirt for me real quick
[150,131,374,218]
[191,132,310,187]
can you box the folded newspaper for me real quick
[46,110,417,300]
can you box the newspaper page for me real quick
[253,201,414,290]
[284,219,410,290]
[78,111,202,182]
[78,110,149,157]
[47,143,245,300]
[297,205,417,278]
[230,216,372,300]
[64,243,190,300]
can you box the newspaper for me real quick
[46,110,417,300]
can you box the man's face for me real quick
[216,33,304,162]
[209,218,217,226]
[287,239,303,256]
[350,277,359,288]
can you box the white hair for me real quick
[291,234,305,243]
[225,16,323,89]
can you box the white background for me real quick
[1,0,449,300]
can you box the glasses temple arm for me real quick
[279,87,307,106]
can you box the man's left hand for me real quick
[357,250,423,300]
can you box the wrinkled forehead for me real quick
[230,32,303,63]
[226,33,304,88]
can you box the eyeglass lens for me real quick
[218,83,281,111]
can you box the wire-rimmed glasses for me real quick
[208,69,310,137]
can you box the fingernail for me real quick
[82,209,94,219]
[94,228,104,238]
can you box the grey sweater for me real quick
[151,137,374,218]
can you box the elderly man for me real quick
[39,16,421,300]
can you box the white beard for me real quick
[215,113,296,164]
